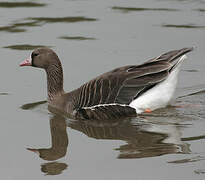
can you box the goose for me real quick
[20,47,193,120]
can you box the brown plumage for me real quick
[20,47,193,120]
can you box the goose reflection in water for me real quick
[68,117,190,159]
[22,101,191,174]
[27,115,68,161]
[26,113,68,175]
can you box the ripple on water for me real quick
[12,21,41,28]
[26,16,97,23]
[194,8,205,12]
[161,24,205,29]
[21,101,47,110]
[183,69,199,72]
[3,44,51,50]
[0,2,46,8]
[59,36,96,41]
[0,21,42,33]
[112,6,179,13]
[168,155,205,164]
[20,100,48,115]
[0,25,26,33]
[0,16,97,34]
[194,169,205,175]
[0,93,9,95]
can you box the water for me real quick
[0,0,205,179]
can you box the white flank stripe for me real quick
[82,103,129,111]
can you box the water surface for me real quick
[0,0,205,179]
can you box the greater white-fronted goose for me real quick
[20,47,193,120]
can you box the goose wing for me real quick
[75,48,193,108]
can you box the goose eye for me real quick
[31,52,39,59]
[33,53,39,57]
